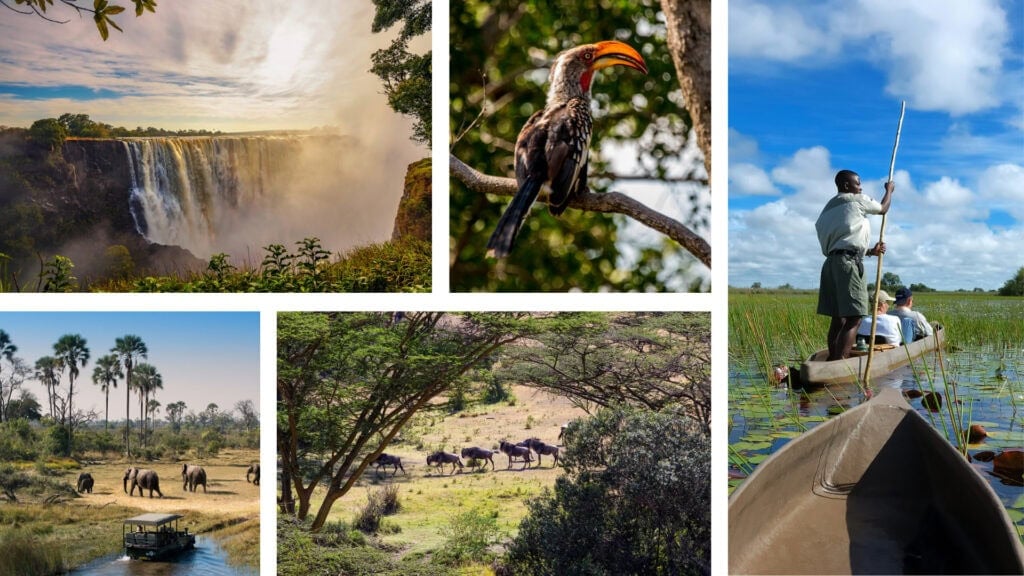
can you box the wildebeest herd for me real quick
[373,437,561,478]
[73,462,262,497]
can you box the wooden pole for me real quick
[864,101,906,389]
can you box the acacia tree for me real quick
[165,400,186,433]
[278,312,535,531]
[449,0,711,291]
[53,333,89,453]
[111,334,147,456]
[497,312,711,434]
[91,354,122,430]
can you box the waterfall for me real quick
[122,136,303,258]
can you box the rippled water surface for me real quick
[74,536,256,575]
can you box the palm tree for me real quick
[33,356,60,419]
[0,330,17,422]
[53,334,89,454]
[91,354,122,431]
[112,335,147,457]
[132,363,162,446]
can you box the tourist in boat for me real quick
[857,290,902,345]
[889,286,933,340]
[815,169,894,360]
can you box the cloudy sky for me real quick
[729,0,1023,291]
[0,312,259,422]
[0,2,426,134]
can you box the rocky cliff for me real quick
[391,157,431,243]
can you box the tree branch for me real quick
[449,154,711,269]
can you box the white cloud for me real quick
[729,136,1023,290]
[730,163,780,196]
[731,0,1013,115]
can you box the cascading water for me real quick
[122,136,302,258]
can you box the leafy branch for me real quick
[449,153,711,269]
[3,0,156,40]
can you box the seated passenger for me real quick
[888,286,933,339]
[857,290,902,345]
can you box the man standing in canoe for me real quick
[815,170,894,360]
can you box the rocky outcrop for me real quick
[391,157,431,242]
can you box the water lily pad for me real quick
[748,454,769,464]
[1012,492,1024,510]
[1006,508,1024,524]
[769,430,804,439]
[732,441,772,452]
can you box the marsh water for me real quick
[729,344,1024,540]
[73,536,256,575]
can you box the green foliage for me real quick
[26,118,67,152]
[433,507,504,566]
[40,255,77,292]
[909,282,936,293]
[0,419,39,461]
[353,485,402,533]
[370,0,431,144]
[881,271,902,293]
[503,406,710,575]
[998,267,1024,296]
[10,0,156,41]
[449,0,709,291]
[0,463,33,500]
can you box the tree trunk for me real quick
[660,0,711,178]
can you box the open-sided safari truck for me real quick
[123,513,196,560]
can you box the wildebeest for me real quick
[522,438,560,467]
[499,440,533,470]
[246,463,260,485]
[77,472,94,493]
[460,447,496,470]
[373,453,406,476]
[426,451,463,475]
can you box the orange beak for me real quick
[589,40,648,75]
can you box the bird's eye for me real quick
[583,52,593,61]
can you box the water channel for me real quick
[73,536,256,575]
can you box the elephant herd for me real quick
[74,463,261,497]
[373,437,561,478]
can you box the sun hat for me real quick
[876,289,896,302]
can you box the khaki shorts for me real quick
[817,254,868,317]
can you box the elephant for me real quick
[246,463,260,485]
[77,472,94,494]
[123,467,163,498]
[182,464,208,493]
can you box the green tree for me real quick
[881,271,902,293]
[278,312,534,530]
[998,267,1024,296]
[27,118,67,152]
[5,390,42,421]
[33,355,60,419]
[0,330,17,422]
[449,0,710,292]
[504,406,710,575]
[4,0,157,41]
[235,399,258,433]
[111,334,147,456]
[91,353,122,430]
[132,362,161,446]
[53,333,89,454]
[370,0,431,144]
[165,400,186,433]
[497,313,711,432]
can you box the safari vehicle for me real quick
[123,513,196,560]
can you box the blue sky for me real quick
[0,312,259,422]
[729,0,1024,291]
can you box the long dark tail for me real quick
[486,178,541,258]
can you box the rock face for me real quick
[391,157,431,242]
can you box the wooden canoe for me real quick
[729,387,1024,575]
[799,323,945,386]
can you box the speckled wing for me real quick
[545,98,592,216]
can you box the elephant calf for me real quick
[246,463,260,485]
[124,467,163,498]
[77,472,94,494]
[182,464,208,493]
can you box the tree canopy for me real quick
[370,0,431,145]
[277,312,536,531]
[449,0,710,292]
[998,267,1024,296]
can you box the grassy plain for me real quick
[0,448,260,573]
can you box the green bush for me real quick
[0,533,65,576]
[433,507,504,566]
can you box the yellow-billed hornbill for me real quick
[486,40,648,259]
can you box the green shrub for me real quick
[0,533,65,576]
[433,507,504,566]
